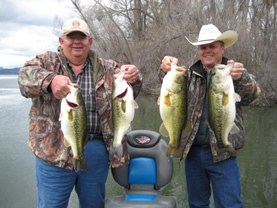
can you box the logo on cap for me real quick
[72,20,80,27]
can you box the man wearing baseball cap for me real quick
[18,17,142,207]
[159,24,260,207]
[62,18,90,36]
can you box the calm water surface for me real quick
[0,75,276,208]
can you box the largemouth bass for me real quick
[59,83,88,172]
[111,70,138,159]
[158,63,190,157]
[208,61,241,153]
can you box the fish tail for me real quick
[73,157,87,172]
[217,145,237,156]
[109,144,124,160]
[166,144,182,158]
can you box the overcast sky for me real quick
[0,0,76,68]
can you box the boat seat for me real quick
[105,130,176,208]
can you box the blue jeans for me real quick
[185,145,243,208]
[36,138,109,208]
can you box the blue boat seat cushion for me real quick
[128,157,156,184]
[125,194,157,201]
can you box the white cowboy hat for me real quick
[185,24,238,48]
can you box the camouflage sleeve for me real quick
[158,68,167,83]
[234,68,261,105]
[18,53,57,98]
[130,71,143,99]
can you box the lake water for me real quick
[0,75,276,208]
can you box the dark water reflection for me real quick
[106,93,277,208]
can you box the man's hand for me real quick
[120,65,140,84]
[228,60,244,80]
[161,56,179,72]
[50,75,71,99]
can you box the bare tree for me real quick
[67,0,277,106]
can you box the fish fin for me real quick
[121,100,127,112]
[163,95,171,107]
[132,100,139,109]
[234,93,241,102]
[166,144,182,158]
[63,138,71,147]
[73,157,87,172]
[217,145,237,156]
[159,122,169,137]
[67,110,73,121]
[230,123,240,134]
[157,96,161,105]
[109,144,123,161]
[222,94,229,106]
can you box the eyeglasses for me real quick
[63,35,89,42]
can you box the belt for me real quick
[89,134,103,140]
[192,144,210,148]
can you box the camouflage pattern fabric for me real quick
[18,48,142,170]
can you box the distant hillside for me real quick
[0,67,20,75]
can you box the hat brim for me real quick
[63,30,89,36]
[186,30,238,49]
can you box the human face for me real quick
[199,41,224,72]
[59,32,92,62]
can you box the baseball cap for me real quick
[62,18,90,36]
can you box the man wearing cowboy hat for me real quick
[159,24,260,207]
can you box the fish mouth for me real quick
[69,83,80,89]
[116,88,128,98]
[176,67,184,72]
[217,66,226,70]
[176,66,188,72]
[113,69,126,80]
[66,99,78,108]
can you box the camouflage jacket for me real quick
[18,48,142,170]
[159,57,260,162]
